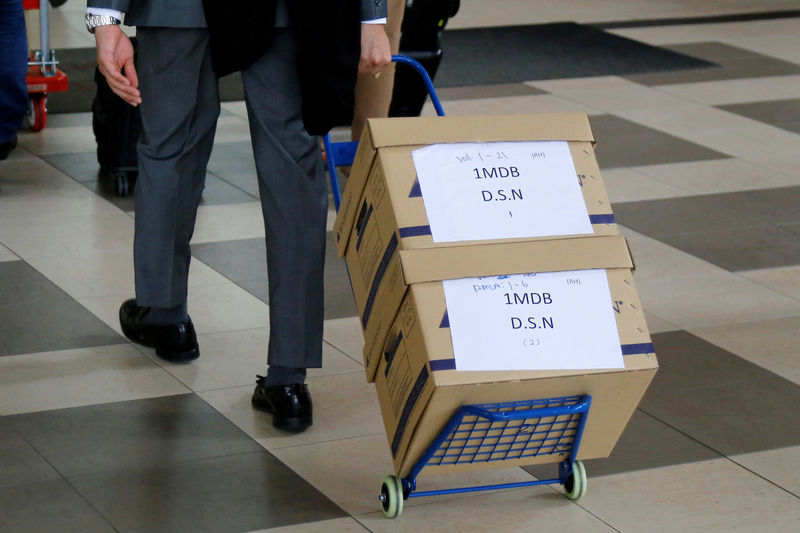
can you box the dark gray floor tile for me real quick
[625,42,800,86]
[41,152,102,183]
[201,172,258,205]
[524,410,721,479]
[655,224,800,271]
[717,98,800,134]
[193,238,268,283]
[646,331,777,395]
[639,331,800,456]
[640,375,800,456]
[192,234,357,320]
[207,142,261,197]
[0,262,124,356]
[588,114,730,168]
[0,418,61,488]
[615,187,800,271]
[0,479,116,533]
[10,394,263,477]
[436,83,547,100]
[70,452,346,533]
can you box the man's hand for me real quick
[359,23,392,76]
[95,25,141,106]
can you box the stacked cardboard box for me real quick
[334,114,658,477]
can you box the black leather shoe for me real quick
[251,377,313,433]
[0,135,17,161]
[119,299,199,362]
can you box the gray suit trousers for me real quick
[134,27,327,368]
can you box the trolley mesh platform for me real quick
[324,57,592,519]
[379,394,592,518]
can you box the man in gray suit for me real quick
[86,0,390,433]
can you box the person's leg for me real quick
[119,27,220,362]
[0,0,28,158]
[350,0,405,141]
[133,27,220,310]
[241,29,328,432]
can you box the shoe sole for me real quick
[251,398,312,433]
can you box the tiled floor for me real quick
[3,1,800,531]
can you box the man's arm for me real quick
[359,0,391,75]
[85,2,140,105]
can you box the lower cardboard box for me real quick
[373,270,658,478]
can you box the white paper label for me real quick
[443,270,624,371]
[411,141,592,242]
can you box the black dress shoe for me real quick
[0,135,17,161]
[119,299,199,362]
[252,377,313,433]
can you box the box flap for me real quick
[398,235,633,284]
[367,113,595,148]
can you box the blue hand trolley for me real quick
[324,57,592,519]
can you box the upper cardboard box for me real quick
[335,113,598,258]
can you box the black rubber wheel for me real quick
[114,172,130,197]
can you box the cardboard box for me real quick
[374,265,657,477]
[334,114,619,381]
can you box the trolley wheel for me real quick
[27,95,47,132]
[564,460,587,500]
[379,475,404,518]
[113,171,131,197]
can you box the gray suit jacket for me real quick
[87,0,387,28]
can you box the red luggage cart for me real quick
[23,0,69,131]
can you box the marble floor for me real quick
[2,1,799,532]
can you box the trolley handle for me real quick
[461,397,592,422]
[325,54,445,212]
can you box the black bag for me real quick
[201,0,277,77]
[92,50,142,197]
[390,0,460,117]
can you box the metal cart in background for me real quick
[324,57,592,518]
[23,0,69,131]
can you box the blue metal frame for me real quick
[324,55,445,211]
[403,395,592,499]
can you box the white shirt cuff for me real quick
[86,7,124,20]
[363,18,387,24]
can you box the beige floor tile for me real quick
[454,94,602,116]
[740,266,800,300]
[732,445,800,496]
[602,167,684,202]
[270,433,540,517]
[0,158,121,220]
[186,282,269,334]
[643,311,680,334]
[633,158,800,195]
[0,243,18,262]
[734,33,800,65]
[213,115,253,143]
[24,251,229,300]
[77,281,267,336]
[358,487,617,533]
[191,202,267,243]
[579,459,800,532]
[323,316,366,363]
[221,101,250,120]
[161,329,362,392]
[619,227,724,282]
[0,211,134,260]
[199,371,384,451]
[689,316,800,379]
[531,77,695,115]
[637,272,800,329]
[16,126,99,156]
[246,518,368,533]
[656,76,800,106]
[0,344,189,415]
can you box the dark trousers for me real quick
[134,27,328,368]
[0,0,28,143]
